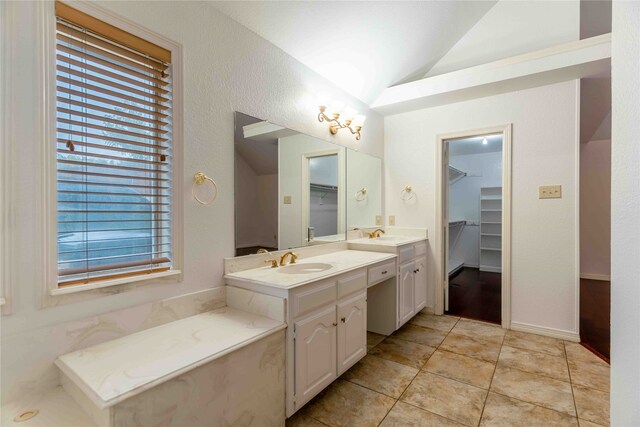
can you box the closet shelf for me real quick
[480,247,501,251]
[481,209,501,212]
[481,233,501,237]
[481,195,502,200]
[448,165,467,184]
[481,221,502,224]
[480,186,503,273]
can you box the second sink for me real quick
[278,263,333,275]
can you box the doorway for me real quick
[435,125,512,328]
[302,150,344,244]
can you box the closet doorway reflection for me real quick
[444,133,504,324]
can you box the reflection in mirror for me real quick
[234,112,347,256]
[346,150,382,229]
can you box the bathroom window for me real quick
[53,2,181,289]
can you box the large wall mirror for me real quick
[234,112,382,257]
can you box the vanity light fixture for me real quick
[482,137,488,145]
[317,99,366,141]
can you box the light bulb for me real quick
[343,108,356,122]
[329,100,344,116]
[352,114,367,127]
[482,137,488,145]
[317,92,329,109]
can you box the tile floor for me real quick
[287,312,610,427]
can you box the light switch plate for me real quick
[375,215,382,226]
[539,185,562,199]
[389,215,396,226]
[283,195,292,204]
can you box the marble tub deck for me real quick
[288,313,610,427]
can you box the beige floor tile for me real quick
[439,332,503,363]
[342,355,418,398]
[304,379,396,427]
[480,392,578,426]
[578,420,607,427]
[367,332,386,350]
[490,366,576,416]
[409,313,459,332]
[369,336,436,369]
[568,359,610,392]
[498,345,570,382]
[423,350,495,389]
[400,371,487,426]
[391,323,448,347]
[573,385,610,426]
[564,342,608,366]
[504,330,565,357]
[451,319,506,344]
[286,412,327,427]
[380,401,464,427]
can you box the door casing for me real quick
[434,124,513,329]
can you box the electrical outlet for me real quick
[283,195,292,204]
[389,215,396,226]
[375,215,382,225]
[539,185,562,199]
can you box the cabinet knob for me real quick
[413,269,419,273]
[332,322,337,327]
[381,270,388,275]
[341,317,346,323]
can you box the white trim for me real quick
[573,79,581,339]
[0,1,13,315]
[301,148,345,244]
[580,273,611,281]
[435,124,512,329]
[42,1,184,303]
[50,270,182,296]
[511,321,580,342]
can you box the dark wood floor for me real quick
[445,267,501,325]
[580,278,610,361]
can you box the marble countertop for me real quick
[224,250,396,290]
[348,236,427,247]
[55,307,286,409]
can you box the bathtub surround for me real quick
[1,0,383,404]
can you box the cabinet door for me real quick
[337,292,367,375]
[398,261,416,326]
[414,255,428,312]
[294,305,337,408]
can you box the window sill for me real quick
[50,270,182,296]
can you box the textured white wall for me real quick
[425,0,580,77]
[346,150,382,229]
[0,0,383,402]
[611,1,640,424]
[385,80,580,335]
[579,139,611,278]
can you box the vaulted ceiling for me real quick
[210,1,496,105]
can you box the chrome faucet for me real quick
[279,251,298,266]
[368,228,385,239]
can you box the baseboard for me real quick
[510,321,580,342]
[420,306,435,315]
[580,273,610,281]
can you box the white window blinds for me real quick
[55,3,173,286]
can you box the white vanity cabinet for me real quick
[350,238,428,330]
[291,271,368,410]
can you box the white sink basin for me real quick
[372,236,405,241]
[278,263,333,275]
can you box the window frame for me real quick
[44,1,183,297]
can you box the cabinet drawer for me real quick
[398,246,414,264]
[414,242,427,258]
[368,261,396,286]
[292,280,337,318]
[337,271,367,299]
